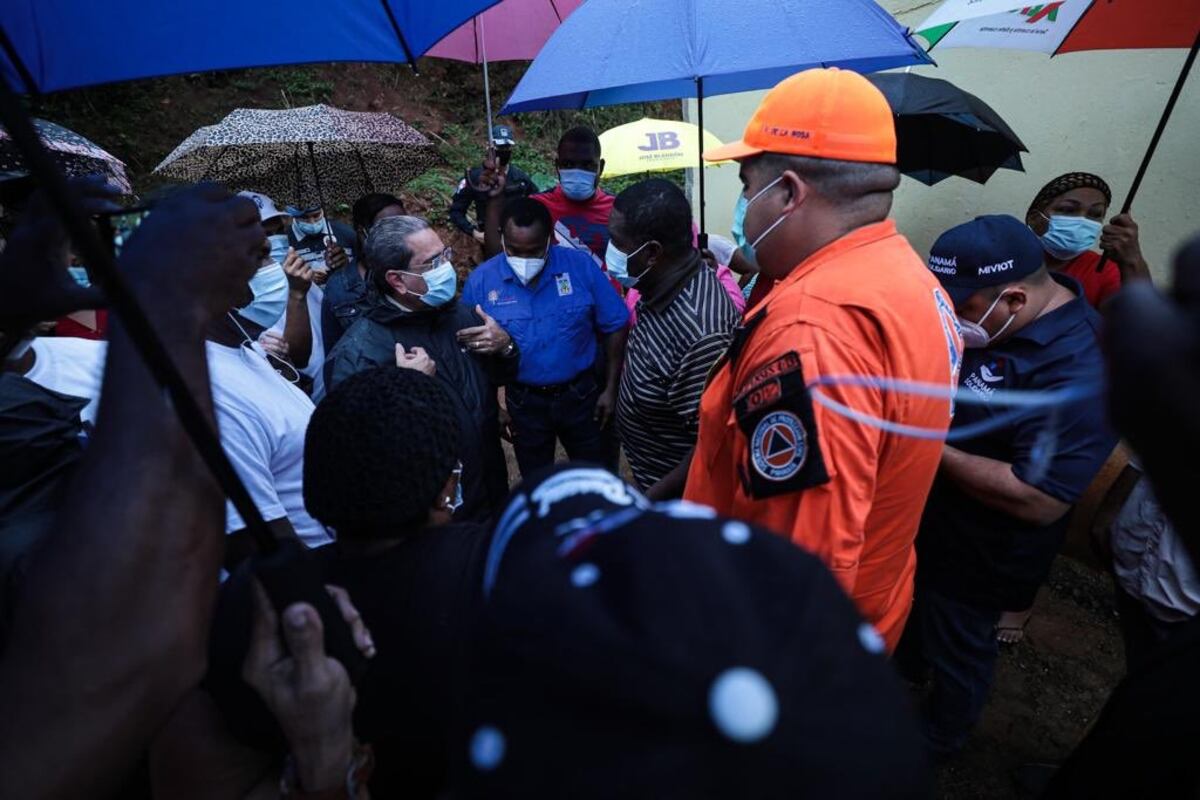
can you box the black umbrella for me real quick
[868,72,1027,186]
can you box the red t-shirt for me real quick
[532,186,615,269]
[1060,250,1121,309]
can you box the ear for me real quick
[384,269,408,295]
[644,240,665,267]
[778,170,810,214]
[1004,287,1029,314]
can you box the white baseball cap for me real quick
[238,190,288,223]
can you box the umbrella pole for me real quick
[696,76,707,248]
[1098,28,1199,272]
[481,15,495,145]
[0,64,276,551]
[307,141,335,242]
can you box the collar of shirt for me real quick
[638,249,702,314]
[1008,273,1092,346]
[772,219,898,294]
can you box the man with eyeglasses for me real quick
[324,216,519,523]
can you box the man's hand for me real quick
[594,386,617,429]
[1100,213,1147,273]
[258,331,290,360]
[120,183,263,328]
[456,304,512,355]
[324,239,349,273]
[478,147,508,199]
[472,230,486,244]
[0,176,120,325]
[282,248,315,298]
[395,343,436,376]
[241,581,361,793]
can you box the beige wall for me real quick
[685,2,1199,281]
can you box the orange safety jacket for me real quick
[684,220,963,651]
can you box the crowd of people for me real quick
[1,65,1198,798]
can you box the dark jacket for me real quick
[324,299,516,522]
[314,522,490,799]
[448,165,538,235]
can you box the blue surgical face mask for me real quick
[268,233,290,264]
[605,240,650,288]
[400,258,457,307]
[293,216,326,238]
[731,176,786,262]
[239,262,289,329]
[559,168,597,202]
[67,266,91,288]
[1038,213,1102,261]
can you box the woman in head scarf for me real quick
[1025,172,1151,309]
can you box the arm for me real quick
[940,446,1070,526]
[449,177,479,236]
[595,326,627,429]
[0,184,263,797]
[646,446,694,501]
[480,152,508,259]
[279,249,314,368]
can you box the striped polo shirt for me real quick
[617,256,739,489]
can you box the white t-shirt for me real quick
[25,336,331,549]
[269,284,326,402]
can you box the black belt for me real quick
[515,372,591,397]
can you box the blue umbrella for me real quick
[502,0,931,112]
[0,0,501,93]
[501,0,932,233]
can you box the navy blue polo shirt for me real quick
[917,274,1117,610]
[462,246,629,386]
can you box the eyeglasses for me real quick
[401,247,454,276]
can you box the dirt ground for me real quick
[935,557,1124,799]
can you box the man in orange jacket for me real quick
[684,68,963,651]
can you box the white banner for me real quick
[928,1,1092,53]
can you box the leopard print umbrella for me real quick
[153,104,441,209]
[0,118,132,193]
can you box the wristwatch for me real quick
[280,743,374,799]
[501,340,518,358]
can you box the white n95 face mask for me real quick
[503,238,547,285]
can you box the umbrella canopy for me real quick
[501,0,933,113]
[866,73,1027,186]
[1,118,131,192]
[153,105,439,210]
[599,118,726,178]
[0,0,502,94]
[427,0,583,63]
[916,0,1198,54]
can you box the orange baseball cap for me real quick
[704,68,896,165]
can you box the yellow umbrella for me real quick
[599,117,726,178]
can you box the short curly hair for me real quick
[303,366,461,538]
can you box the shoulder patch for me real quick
[733,351,829,499]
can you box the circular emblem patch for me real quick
[750,411,808,481]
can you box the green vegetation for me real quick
[22,61,682,228]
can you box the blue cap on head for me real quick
[928,215,1045,306]
[285,203,323,217]
[491,125,516,146]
